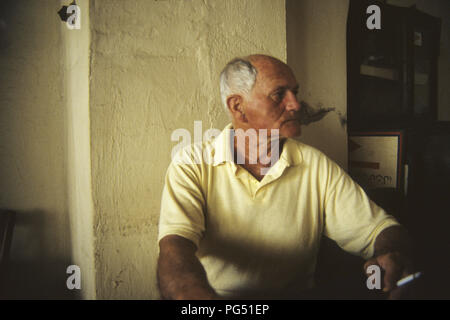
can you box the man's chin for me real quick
[281,125,302,138]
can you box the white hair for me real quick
[219,57,258,112]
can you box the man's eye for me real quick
[272,91,284,101]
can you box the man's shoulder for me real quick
[287,138,329,160]
[286,138,345,174]
[170,138,217,166]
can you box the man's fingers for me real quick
[363,258,379,275]
[365,252,414,298]
[382,265,403,292]
[379,253,404,292]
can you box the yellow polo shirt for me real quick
[158,124,399,298]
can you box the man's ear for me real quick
[227,95,247,123]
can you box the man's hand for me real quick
[364,251,413,299]
[364,225,414,299]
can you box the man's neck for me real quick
[231,128,285,180]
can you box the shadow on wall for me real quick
[0,209,77,300]
[300,101,347,128]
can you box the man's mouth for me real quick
[282,119,300,124]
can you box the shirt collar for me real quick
[212,123,303,167]
[212,123,234,166]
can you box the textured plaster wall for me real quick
[0,0,72,298]
[62,0,96,299]
[89,0,286,299]
[286,0,349,169]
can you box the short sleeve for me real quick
[323,159,400,260]
[158,160,206,248]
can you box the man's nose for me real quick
[284,91,301,112]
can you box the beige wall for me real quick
[0,0,73,298]
[286,0,350,169]
[62,0,96,299]
[88,0,287,299]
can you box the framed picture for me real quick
[348,131,404,191]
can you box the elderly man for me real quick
[157,54,412,299]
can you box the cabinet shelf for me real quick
[360,64,399,81]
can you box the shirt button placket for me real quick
[252,180,259,199]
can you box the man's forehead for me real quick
[250,55,287,72]
[251,58,297,89]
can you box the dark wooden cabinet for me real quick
[345,1,450,299]
[347,0,441,131]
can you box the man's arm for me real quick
[157,235,220,300]
[364,225,414,296]
[373,224,412,258]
